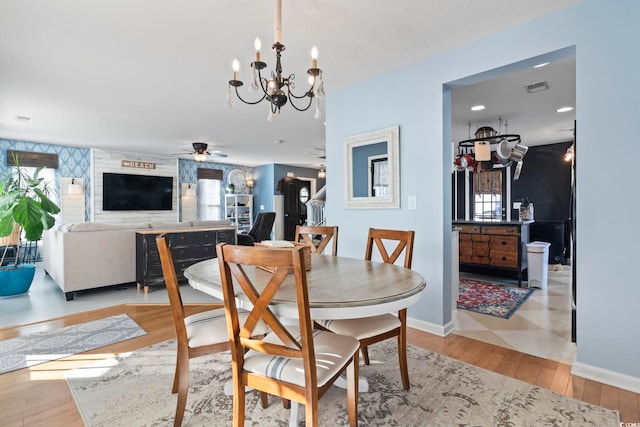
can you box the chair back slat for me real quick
[217,244,313,363]
[295,225,338,256]
[366,228,415,269]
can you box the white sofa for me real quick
[42,220,233,301]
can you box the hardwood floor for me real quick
[1,304,638,426]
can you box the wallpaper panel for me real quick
[1,139,91,221]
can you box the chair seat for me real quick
[318,314,401,340]
[243,328,359,388]
[185,308,268,348]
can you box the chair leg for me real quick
[361,345,370,365]
[232,376,246,427]
[398,309,410,390]
[174,351,190,427]
[260,392,268,409]
[347,352,359,427]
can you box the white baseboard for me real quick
[572,361,640,394]
[407,317,455,337]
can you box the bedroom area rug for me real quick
[0,313,146,375]
[457,278,535,319]
[65,339,619,426]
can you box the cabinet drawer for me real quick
[489,235,518,251]
[170,231,215,246]
[458,225,481,234]
[481,226,519,235]
[171,244,216,259]
[216,230,236,244]
[489,251,518,268]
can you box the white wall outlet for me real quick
[286,172,294,177]
[513,202,521,209]
[408,195,417,210]
[260,205,265,210]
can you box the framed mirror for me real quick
[344,126,400,209]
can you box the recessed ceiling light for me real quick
[533,62,550,68]
[557,107,574,113]
[15,115,33,122]
[470,105,485,111]
[274,139,284,144]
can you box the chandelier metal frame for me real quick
[226,0,324,118]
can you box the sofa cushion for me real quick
[191,220,233,228]
[60,222,151,232]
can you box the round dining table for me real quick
[183,253,426,320]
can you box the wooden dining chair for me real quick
[156,234,268,427]
[216,243,360,427]
[317,228,415,390]
[294,225,339,256]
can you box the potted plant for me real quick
[0,161,60,296]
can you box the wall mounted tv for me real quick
[103,172,173,211]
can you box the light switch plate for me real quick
[513,202,521,209]
[260,205,265,210]
[408,196,417,210]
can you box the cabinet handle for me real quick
[502,241,507,245]
[502,256,507,261]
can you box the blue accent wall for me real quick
[1,139,91,220]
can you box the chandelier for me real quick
[225,0,325,121]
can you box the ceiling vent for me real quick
[524,81,549,93]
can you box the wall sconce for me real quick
[564,144,574,162]
[246,179,254,194]
[68,178,84,195]
[184,183,196,197]
[317,166,326,179]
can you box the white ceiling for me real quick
[0,0,582,167]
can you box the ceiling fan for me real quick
[175,142,227,162]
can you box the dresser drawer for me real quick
[458,225,481,234]
[489,235,518,251]
[481,226,519,236]
[489,251,518,268]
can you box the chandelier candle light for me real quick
[225,0,325,121]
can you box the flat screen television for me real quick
[103,172,173,211]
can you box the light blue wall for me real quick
[326,0,640,380]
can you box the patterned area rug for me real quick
[0,314,146,375]
[457,278,535,319]
[66,339,619,426]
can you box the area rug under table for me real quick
[457,278,535,319]
[65,339,619,427]
[0,313,146,375]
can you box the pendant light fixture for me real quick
[225,0,325,121]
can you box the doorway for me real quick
[447,50,576,363]
[282,177,312,241]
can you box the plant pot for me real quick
[0,264,36,297]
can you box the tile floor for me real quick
[455,265,576,364]
[1,263,576,365]
[0,264,215,329]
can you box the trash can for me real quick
[526,241,551,289]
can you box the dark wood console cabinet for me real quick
[136,227,236,292]
[454,221,531,284]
